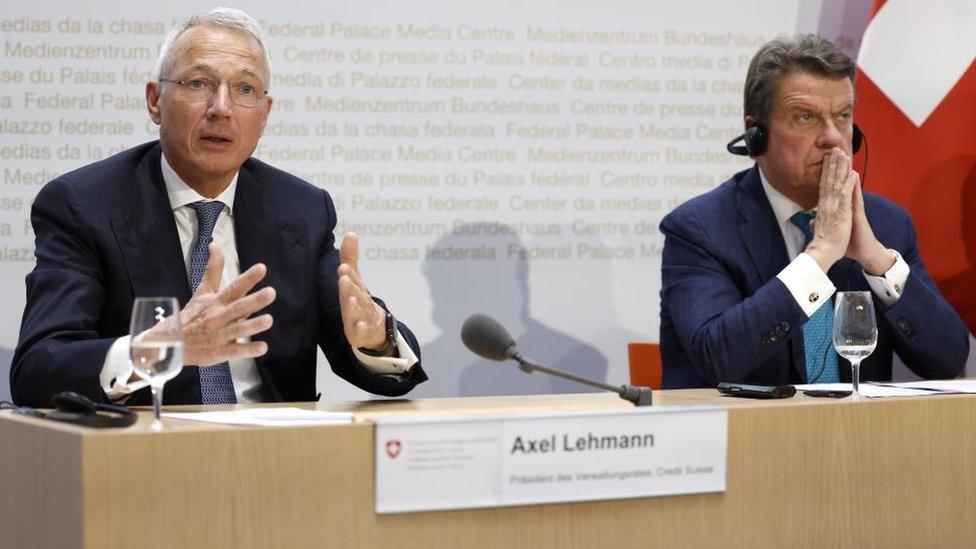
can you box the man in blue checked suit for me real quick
[11,8,427,406]
[659,35,968,389]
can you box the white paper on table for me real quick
[793,383,943,398]
[889,380,976,394]
[163,407,355,426]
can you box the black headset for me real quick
[1,391,137,428]
[726,122,864,156]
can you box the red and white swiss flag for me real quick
[856,0,976,334]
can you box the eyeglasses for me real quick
[159,78,269,108]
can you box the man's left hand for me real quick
[337,232,389,351]
[846,178,896,276]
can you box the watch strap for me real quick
[357,311,397,357]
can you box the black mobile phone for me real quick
[717,382,796,399]
[802,389,852,398]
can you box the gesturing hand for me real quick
[337,232,388,351]
[180,243,277,366]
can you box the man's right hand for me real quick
[805,148,858,273]
[180,243,276,366]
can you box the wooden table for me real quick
[2,390,974,548]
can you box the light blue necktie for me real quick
[188,201,237,404]
[789,211,839,383]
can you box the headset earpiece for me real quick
[852,123,863,154]
[726,123,769,156]
[728,122,866,156]
[52,391,98,414]
[23,391,139,428]
[743,124,768,156]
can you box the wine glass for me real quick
[832,291,878,400]
[129,297,184,430]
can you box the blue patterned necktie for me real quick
[789,211,839,383]
[188,200,237,404]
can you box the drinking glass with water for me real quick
[832,291,878,400]
[129,297,184,430]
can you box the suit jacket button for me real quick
[761,336,770,347]
[780,321,790,332]
[808,292,819,303]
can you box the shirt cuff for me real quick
[100,335,150,400]
[776,253,837,317]
[863,249,909,307]
[351,330,419,375]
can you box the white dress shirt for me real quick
[100,154,418,402]
[761,168,910,317]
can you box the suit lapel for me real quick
[111,144,191,304]
[736,166,806,381]
[736,166,791,285]
[233,164,274,269]
[110,143,198,402]
[234,162,307,401]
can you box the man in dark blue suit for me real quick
[659,35,968,389]
[11,8,426,406]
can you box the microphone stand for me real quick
[515,353,652,406]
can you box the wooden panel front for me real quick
[2,391,974,548]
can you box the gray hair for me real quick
[744,34,855,124]
[153,7,272,83]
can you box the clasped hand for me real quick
[804,148,895,276]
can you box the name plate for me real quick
[374,405,727,513]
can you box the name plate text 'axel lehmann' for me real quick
[374,406,727,513]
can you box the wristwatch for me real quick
[357,311,397,357]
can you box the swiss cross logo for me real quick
[385,439,402,459]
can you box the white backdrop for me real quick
[0,0,877,401]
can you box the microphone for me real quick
[460,314,517,361]
[461,314,652,406]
